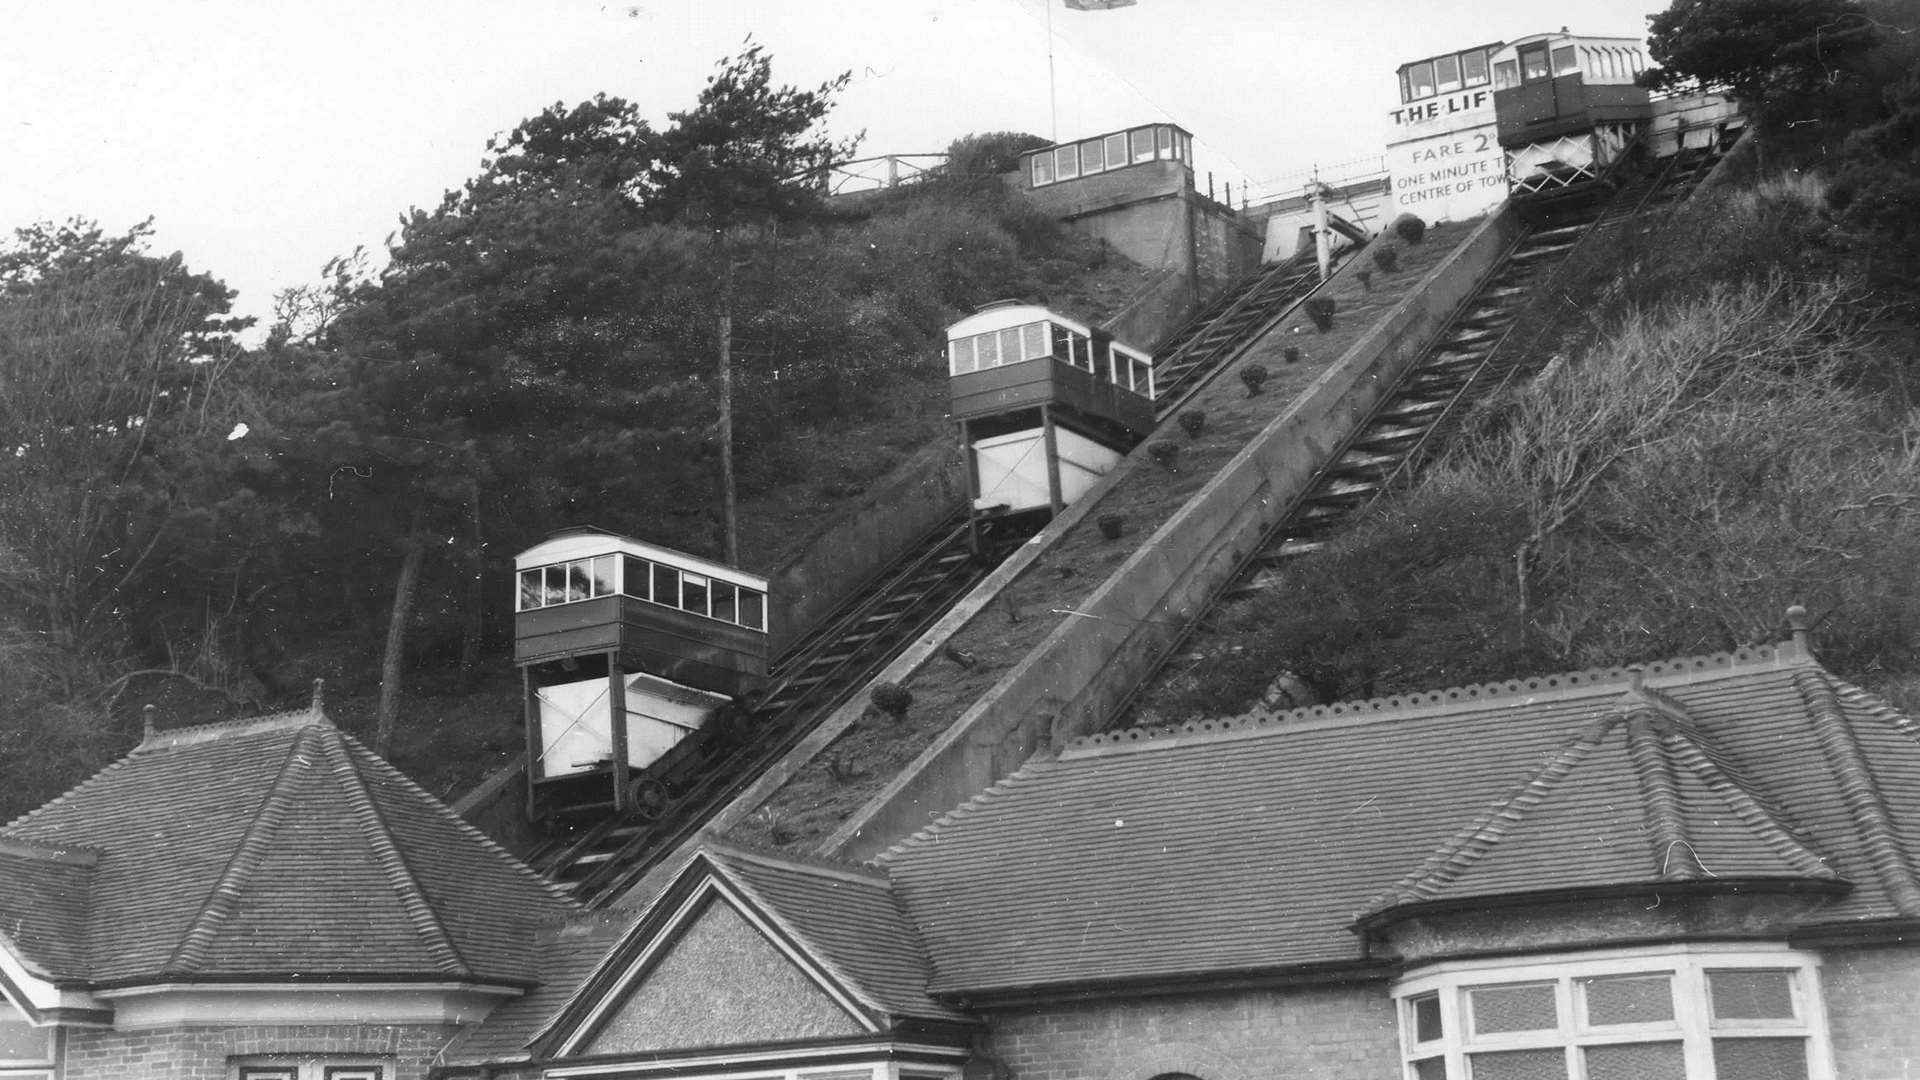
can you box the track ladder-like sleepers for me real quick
[1234,143,1731,579]
[531,511,1031,906]
[1149,252,1323,417]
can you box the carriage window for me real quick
[997,327,1024,366]
[1552,45,1579,76]
[1131,127,1156,163]
[949,336,975,374]
[1105,133,1127,170]
[1434,54,1462,93]
[739,589,766,631]
[1031,152,1054,186]
[1052,323,1076,361]
[1055,144,1080,180]
[652,564,680,610]
[1495,59,1519,88]
[710,580,738,624]
[622,556,650,601]
[1023,322,1048,359]
[519,570,541,610]
[681,573,710,618]
[1157,127,1173,158]
[590,556,617,597]
[1521,44,1551,81]
[1082,136,1105,173]
[1463,48,1489,86]
[1407,60,1436,99]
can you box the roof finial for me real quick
[310,678,326,716]
[142,703,157,741]
[1785,605,1813,655]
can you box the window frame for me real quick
[1393,946,1833,1080]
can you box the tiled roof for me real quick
[0,837,95,981]
[441,911,639,1066]
[0,707,576,988]
[881,644,1920,998]
[703,841,972,1024]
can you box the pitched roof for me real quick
[0,707,577,988]
[702,841,971,1024]
[881,643,1920,998]
[0,836,95,982]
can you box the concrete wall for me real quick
[827,206,1525,861]
[986,984,1397,1080]
[765,437,968,657]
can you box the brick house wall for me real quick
[1819,942,1920,1080]
[983,983,1398,1080]
[64,1023,459,1080]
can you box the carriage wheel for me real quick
[627,775,671,822]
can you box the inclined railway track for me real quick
[1118,141,1734,717]
[531,229,1333,905]
[531,511,1026,906]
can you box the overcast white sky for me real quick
[0,0,1665,330]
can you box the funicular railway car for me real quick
[1491,31,1653,199]
[948,302,1154,534]
[514,528,768,821]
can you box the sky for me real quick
[0,0,1666,332]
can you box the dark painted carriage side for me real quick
[514,528,770,821]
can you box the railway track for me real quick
[1121,139,1733,712]
[528,233,1333,906]
[529,511,1031,905]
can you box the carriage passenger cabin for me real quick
[515,529,769,820]
[948,303,1153,520]
[1490,32,1652,197]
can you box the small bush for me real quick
[869,682,913,720]
[1148,440,1180,469]
[1239,364,1270,395]
[1391,213,1428,244]
[1097,513,1126,539]
[1284,345,1302,365]
[1178,409,1206,438]
[1356,269,1373,291]
[1305,296,1336,332]
[1372,246,1399,273]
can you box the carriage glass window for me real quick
[1552,45,1579,76]
[1520,44,1551,82]
[1462,48,1489,86]
[710,580,738,623]
[949,335,976,374]
[1434,54,1462,93]
[1055,144,1080,180]
[1495,59,1519,88]
[680,573,710,618]
[1022,322,1048,360]
[997,327,1023,366]
[738,588,765,631]
[652,564,680,612]
[621,556,650,601]
[1082,136,1105,173]
[1031,151,1055,186]
[1407,60,1436,99]
[1131,127,1156,163]
[1105,133,1127,170]
[1157,127,1173,159]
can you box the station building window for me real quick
[1399,47,1491,103]
[1396,948,1831,1080]
[1026,124,1190,188]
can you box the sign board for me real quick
[1385,87,1507,222]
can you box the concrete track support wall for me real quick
[825,205,1525,860]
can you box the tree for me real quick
[1639,0,1879,101]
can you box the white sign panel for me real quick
[1385,87,1507,222]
